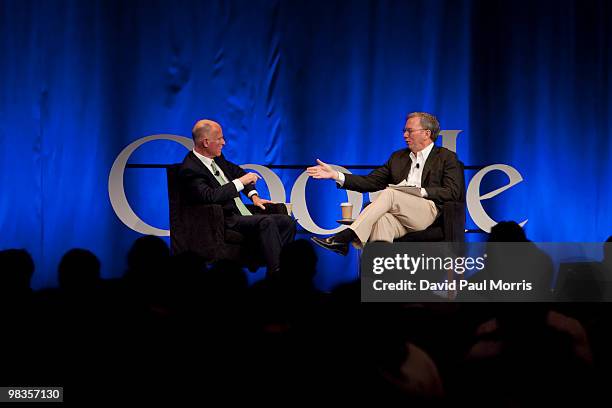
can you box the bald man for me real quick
[179,120,296,276]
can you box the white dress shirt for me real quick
[192,150,258,198]
[336,142,434,197]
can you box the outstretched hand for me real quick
[306,159,339,180]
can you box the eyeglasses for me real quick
[403,128,429,136]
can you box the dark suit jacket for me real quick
[341,146,464,211]
[178,151,254,218]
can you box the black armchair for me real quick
[166,165,288,271]
[395,200,465,242]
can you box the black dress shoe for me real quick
[311,236,349,256]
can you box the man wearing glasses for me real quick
[307,112,463,255]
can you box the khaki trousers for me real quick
[350,188,438,247]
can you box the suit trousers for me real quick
[226,214,296,275]
[349,188,438,247]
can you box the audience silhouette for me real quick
[0,226,609,404]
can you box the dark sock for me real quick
[333,228,357,244]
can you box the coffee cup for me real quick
[340,202,353,220]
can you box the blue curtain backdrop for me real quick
[1,0,611,289]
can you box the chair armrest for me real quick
[246,203,288,215]
[442,201,466,242]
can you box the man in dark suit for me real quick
[179,119,296,276]
[307,112,463,255]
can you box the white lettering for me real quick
[109,132,527,237]
[373,257,385,274]
[466,164,528,233]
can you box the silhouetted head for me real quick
[0,249,34,294]
[58,248,101,292]
[125,235,170,289]
[488,221,528,242]
[126,235,169,270]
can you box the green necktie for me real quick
[210,160,252,216]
